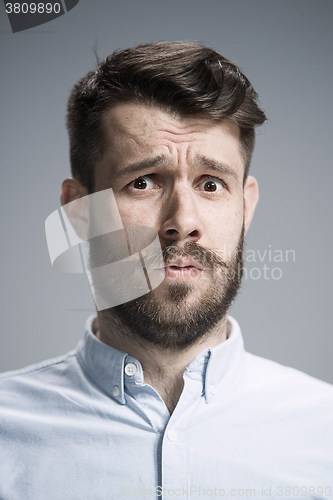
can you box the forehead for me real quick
[99,103,245,177]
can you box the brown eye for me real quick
[133,178,147,189]
[204,181,217,192]
[199,178,224,192]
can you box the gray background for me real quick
[0,0,332,383]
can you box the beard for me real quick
[99,228,244,349]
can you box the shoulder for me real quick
[245,351,332,387]
[228,315,333,398]
[0,350,80,407]
[0,350,77,382]
[242,351,333,409]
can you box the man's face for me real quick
[93,103,258,347]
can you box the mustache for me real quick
[163,241,232,269]
[141,240,235,271]
[88,230,242,276]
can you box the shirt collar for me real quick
[76,315,245,405]
[201,316,245,403]
[76,316,128,404]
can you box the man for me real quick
[0,42,332,499]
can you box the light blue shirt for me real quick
[0,316,332,500]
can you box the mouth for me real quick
[164,258,204,280]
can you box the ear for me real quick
[243,176,259,235]
[61,178,88,206]
[60,179,90,241]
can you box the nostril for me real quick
[167,229,178,235]
[190,230,199,237]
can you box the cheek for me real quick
[115,199,160,229]
[208,209,243,259]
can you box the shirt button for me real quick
[113,385,120,397]
[124,363,137,376]
[209,384,216,395]
[167,429,177,442]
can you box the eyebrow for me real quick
[117,154,239,181]
[117,156,170,179]
[194,156,240,181]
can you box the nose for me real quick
[159,186,204,243]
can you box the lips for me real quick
[164,258,204,279]
[166,258,204,270]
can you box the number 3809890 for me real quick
[5,3,61,14]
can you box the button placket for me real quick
[209,384,216,395]
[162,417,188,496]
[167,428,177,442]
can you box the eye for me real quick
[130,176,156,190]
[198,178,225,192]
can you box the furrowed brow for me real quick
[118,155,169,179]
[195,156,240,181]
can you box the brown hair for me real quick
[67,41,267,192]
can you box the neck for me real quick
[93,311,230,414]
